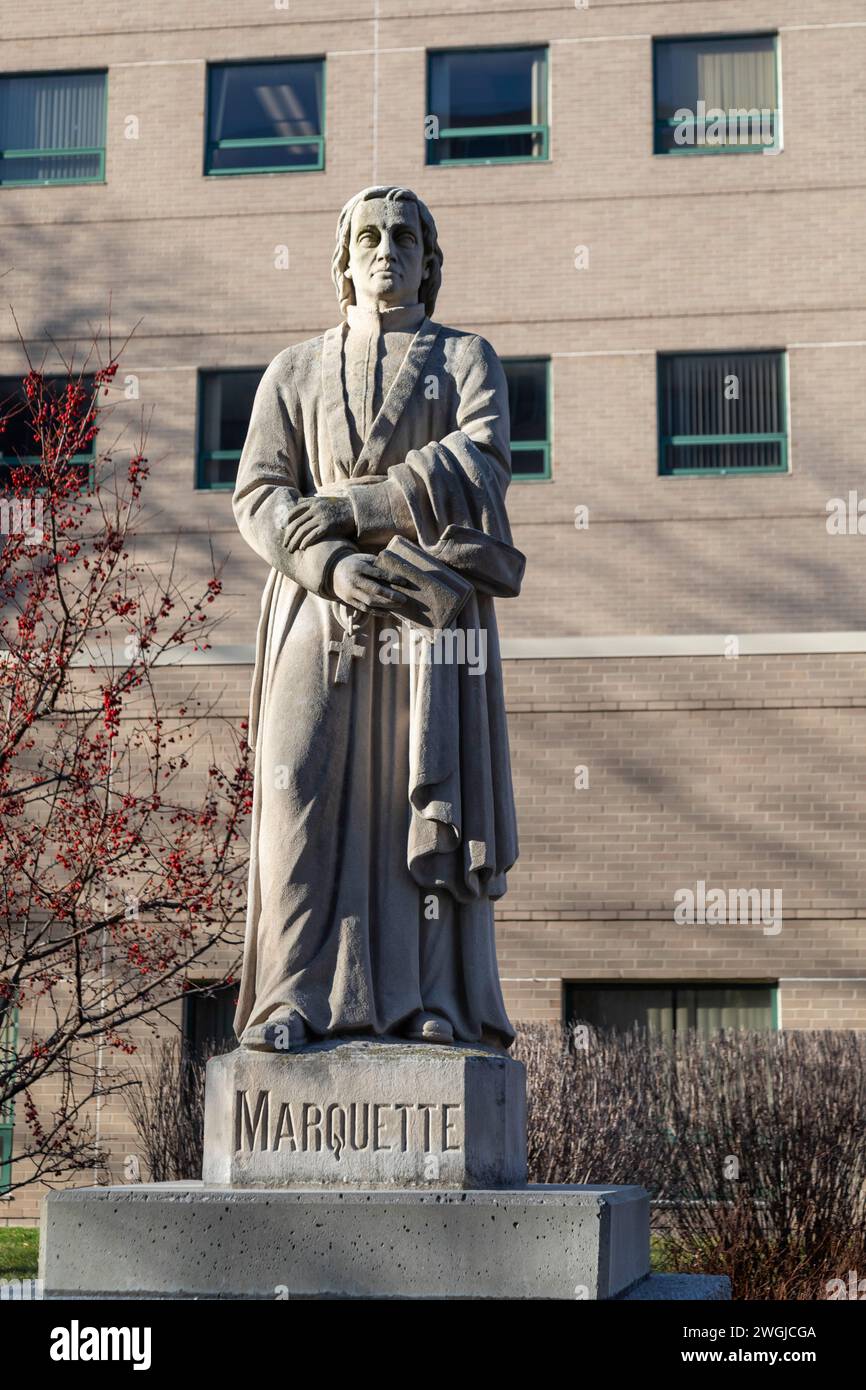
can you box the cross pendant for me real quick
[328,628,366,684]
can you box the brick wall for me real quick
[1,4,864,644]
[8,645,866,1221]
[2,1,865,1221]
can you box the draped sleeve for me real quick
[346,334,524,597]
[233,348,355,597]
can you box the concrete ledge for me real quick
[41,1181,650,1301]
[65,632,866,666]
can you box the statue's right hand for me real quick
[331,554,407,613]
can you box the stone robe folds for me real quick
[233,301,525,1047]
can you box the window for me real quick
[0,375,97,485]
[182,982,238,1066]
[205,60,325,175]
[0,1002,17,1195]
[0,70,106,186]
[654,34,779,154]
[658,350,787,477]
[196,369,262,489]
[503,357,550,481]
[427,47,548,165]
[565,983,777,1037]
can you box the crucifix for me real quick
[328,620,366,684]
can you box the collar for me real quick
[345,301,427,334]
[322,317,442,478]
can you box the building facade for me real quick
[3,0,866,1220]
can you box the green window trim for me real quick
[657,350,789,478]
[0,70,108,188]
[427,47,550,167]
[196,369,264,491]
[0,1123,11,1194]
[196,449,241,491]
[1,454,97,478]
[196,360,552,489]
[563,981,779,1034]
[652,33,781,157]
[0,145,106,186]
[0,374,99,490]
[0,1003,18,1195]
[204,58,326,178]
[0,458,98,496]
[504,356,552,482]
[205,135,325,177]
[432,124,549,167]
[653,114,778,157]
[511,439,551,481]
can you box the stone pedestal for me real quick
[41,1182,654,1300]
[202,1039,526,1188]
[39,1039,730,1300]
[39,1182,729,1300]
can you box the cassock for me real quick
[232,300,524,1047]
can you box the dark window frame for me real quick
[563,981,779,1034]
[0,68,108,187]
[657,349,789,477]
[181,980,239,1067]
[503,355,552,482]
[0,373,99,489]
[426,45,550,167]
[652,32,781,156]
[203,56,326,177]
[195,367,264,491]
[0,1001,18,1195]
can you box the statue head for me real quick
[331,186,444,318]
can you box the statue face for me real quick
[346,197,426,310]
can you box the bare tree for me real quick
[0,322,251,1194]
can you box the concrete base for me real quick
[41,1181,663,1301]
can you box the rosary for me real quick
[328,603,371,684]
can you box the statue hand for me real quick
[331,554,407,613]
[283,495,355,551]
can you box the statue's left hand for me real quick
[282,495,356,551]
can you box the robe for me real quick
[232,300,525,1047]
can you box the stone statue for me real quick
[41,187,714,1307]
[232,185,525,1053]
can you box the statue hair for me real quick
[331,186,444,318]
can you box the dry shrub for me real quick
[512,1022,866,1300]
[125,1037,233,1182]
[125,1023,864,1298]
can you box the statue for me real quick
[232,185,525,1053]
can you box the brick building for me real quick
[2,0,866,1220]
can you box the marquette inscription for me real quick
[234,1088,463,1161]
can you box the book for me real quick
[375,535,473,635]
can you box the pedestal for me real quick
[202,1038,526,1188]
[39,1039,730,1300]
[41,1181,656,1300]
